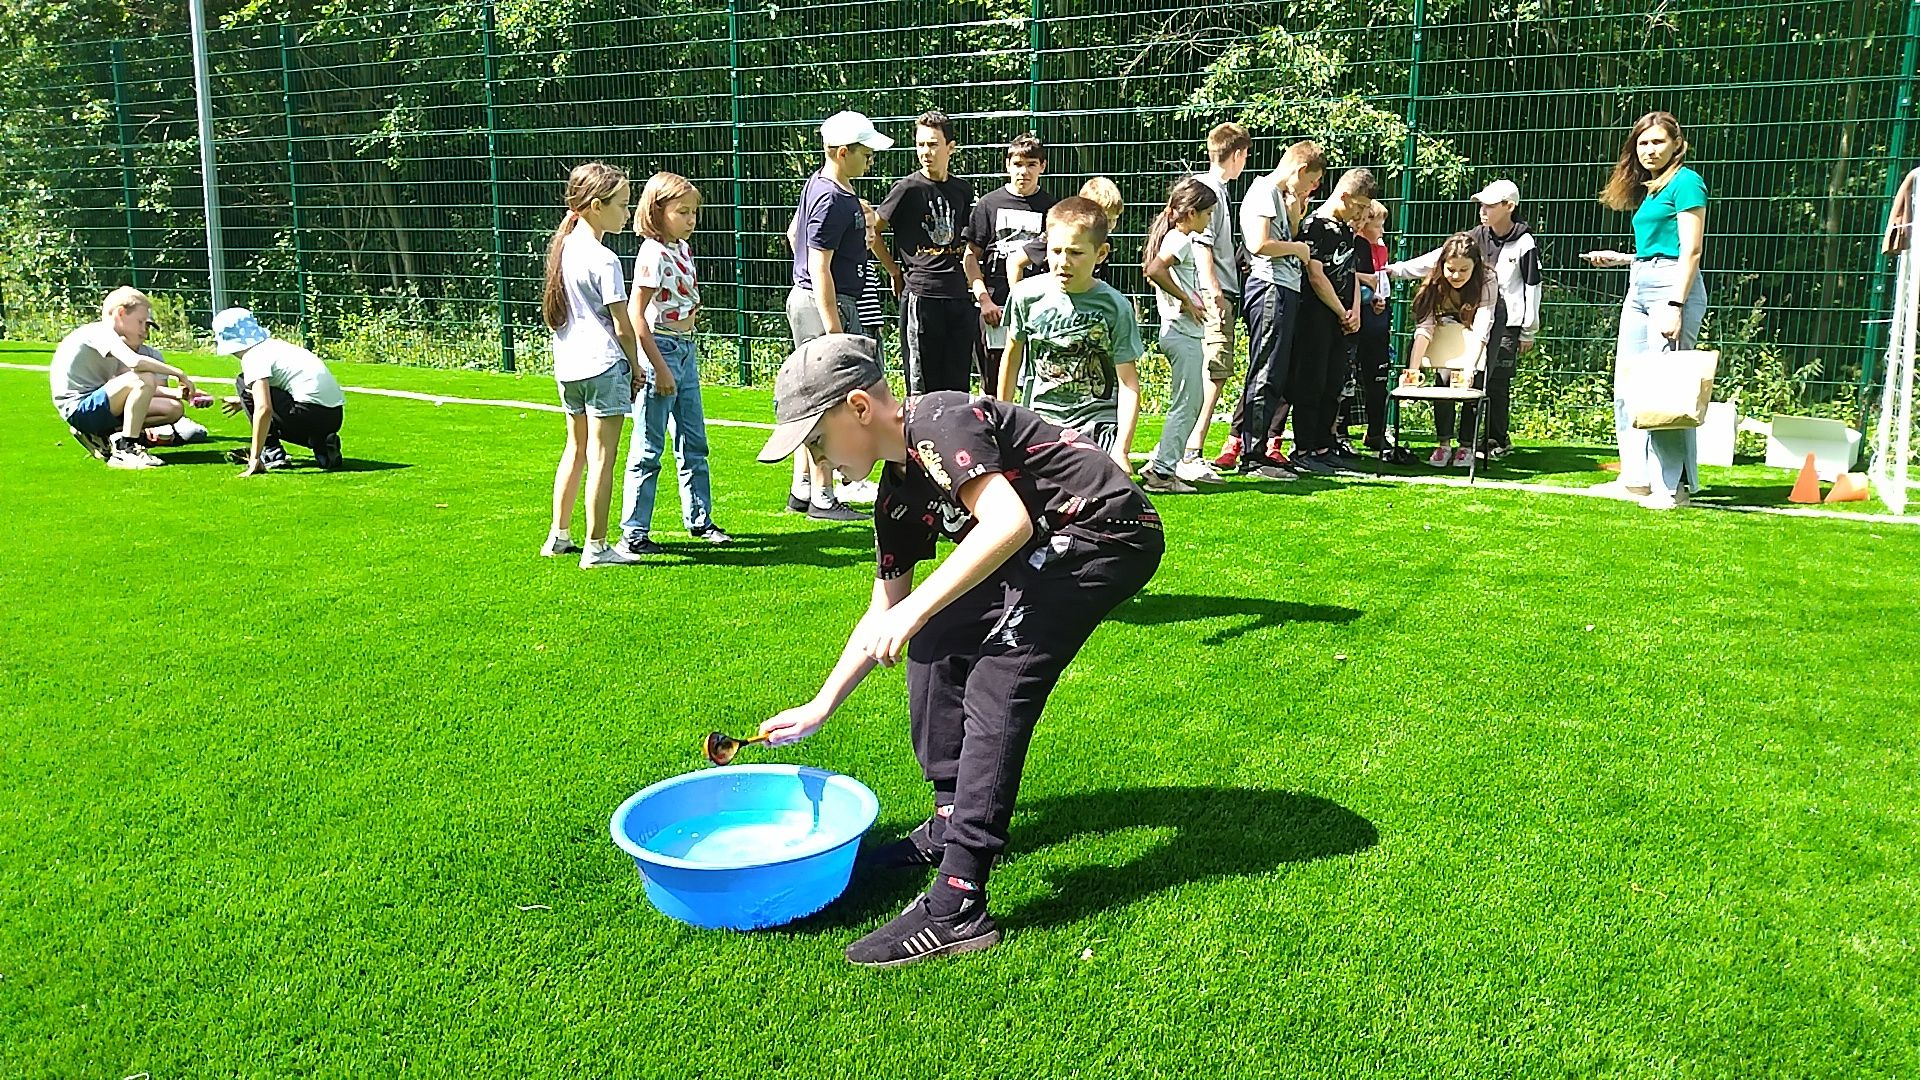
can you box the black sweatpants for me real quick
[1233,277,1301,461]
[1354,309,1392,447]
[901,293,978,395]
[235,374,343,449]
[1286,301,1348,456]
[1435,327,1520,449]
[906,532,1164,883]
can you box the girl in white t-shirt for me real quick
[542,162,645,568]
[617,171,732,551]
[1140,176,1220,492]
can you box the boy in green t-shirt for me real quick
[995,197,1144,475]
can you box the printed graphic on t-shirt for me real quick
[1028,310,1117,405]
[921,196,960,253]
[992,209,1045,261]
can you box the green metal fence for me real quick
[2,0,1917,439]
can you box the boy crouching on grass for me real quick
[755,334,1163,967]
[212,307,347,475]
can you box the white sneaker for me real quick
[107,436,164,469]
[539,534,582,557]
[1590,480,1652,500]
[838,478,879,505]
[580,542,643,568]
[1638,491,1679,511]
[1174,458,1227,485]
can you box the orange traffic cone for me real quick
[1788,453,1823,503]
[1825,472,1870,504]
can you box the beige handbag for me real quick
[1628,349,1719,430]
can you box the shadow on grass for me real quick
[1111,593,1362,644]
[150,448,414,472]
[648,529,874,571]
[999,786,1378,928]
[796,786,1378,933]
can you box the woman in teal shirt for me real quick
[1582,111,1708,510]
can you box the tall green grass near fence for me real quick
[3,0,1917,439]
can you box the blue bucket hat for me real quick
[212,307,271,356]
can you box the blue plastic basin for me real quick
[609,765,880,931]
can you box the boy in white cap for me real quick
[755,333,1163,968]
[212,308,347,474]
[1379,178,1542,459]
[782,109,894,522]
[47,286,208,469]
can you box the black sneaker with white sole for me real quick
[690,525,734,545]
[845,886,1001,969]
[785,493,812,513]
[807,499,871,522]
[313,432,345,470]
[619,535,668,557]
[860,815,946,871]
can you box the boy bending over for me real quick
[756,334,1163,967]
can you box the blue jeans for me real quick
[620,333,714,537]
[1613,257,1708,496]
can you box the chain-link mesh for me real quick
[2,0,1916,438]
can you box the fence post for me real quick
[1861,0,1920,418]
[109,40,141,289]
[481,0,515,372]
[1027,0,1043,133]
[279,25,311,345]
[1391,0,1425,349]
[729,0,750,384]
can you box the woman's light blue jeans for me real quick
[620,333,714,538]
[1613,257,1708,497]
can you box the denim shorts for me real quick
[60,386,120,435]
[556,358,634,417]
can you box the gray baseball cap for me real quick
[757,333,886,463]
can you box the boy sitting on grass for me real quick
[995,197,1144,476]
[756,333,1164,967]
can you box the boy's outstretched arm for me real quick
[759,475,1033,744]
[759,574,910,746]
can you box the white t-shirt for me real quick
[551,227,628,382]
[1240,172,1304,291]
[240,338,345,408]
[1192,172,1238,298]
[1153,228,1204,339]
[49,322,158,416]
[633,238,701,329]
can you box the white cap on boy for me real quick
[1471,179,1520,206]
[819,111,894,151]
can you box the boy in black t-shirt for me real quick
[755,334,1164,968]
[1288,168,1378,472]
[967,134,1056,392]
[874,111,979,395]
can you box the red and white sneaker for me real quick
[1212,435,1243,470]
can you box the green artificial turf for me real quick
[2,340,1916,1078]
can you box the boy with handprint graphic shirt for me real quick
[874,110,979,394]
